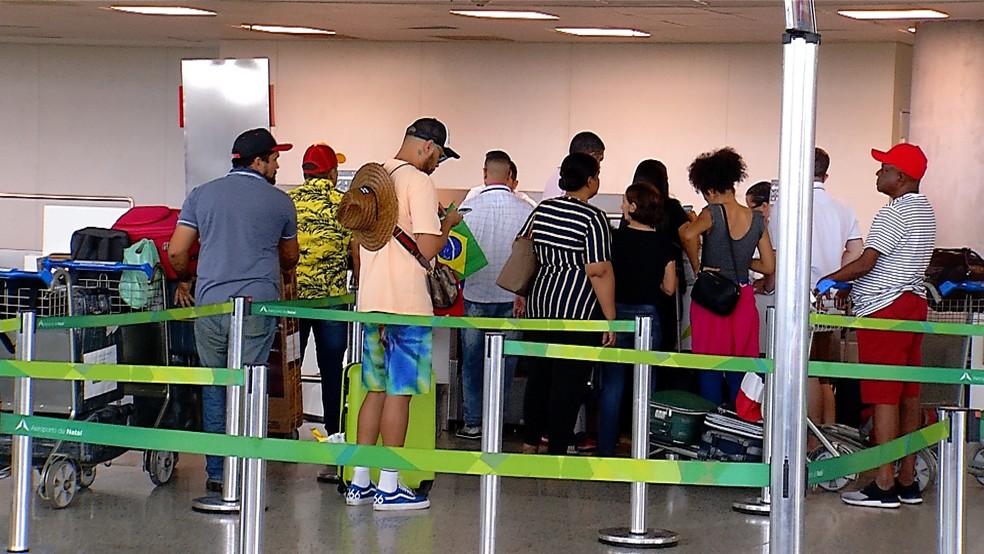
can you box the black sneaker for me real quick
[205,478,223,493]
[841,481,900,509]
[455,426,482,440]
[895,478,923,505]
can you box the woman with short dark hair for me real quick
[520,152,616,455]
[681,147,775,405]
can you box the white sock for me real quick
[353,467,370,488]
[378,469,399,493]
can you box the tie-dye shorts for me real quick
[362,324,433,395]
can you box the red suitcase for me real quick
[113,206,199,280]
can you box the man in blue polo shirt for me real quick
[168,128,299,492]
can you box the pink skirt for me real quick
[690,284,760,358]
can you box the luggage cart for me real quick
[0,260,182,508]
[924,281,984,484]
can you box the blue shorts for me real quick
[362,324,433,395]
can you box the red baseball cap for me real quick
[302,143,346,175]
[871,143,927,180]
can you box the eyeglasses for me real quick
[435,145,448,164]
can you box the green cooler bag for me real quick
[649,390,718,446]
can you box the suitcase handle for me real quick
[41,259,155,280]
[0,268,53,286]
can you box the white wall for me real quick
[910,21,984,252]
[223,39,909,235]
[1,39,909,253]
[0,43,216,251]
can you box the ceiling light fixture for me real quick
[907,26,917,33]
[450,10,559,20]
[239,24,335,35]
[110,6,216,16]
[555,28,650,38]
[837,9,948,20]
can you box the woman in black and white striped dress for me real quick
[519,152,617,455]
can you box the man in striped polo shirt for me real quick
[818,143,936,509]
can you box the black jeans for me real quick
[522,329,596,455]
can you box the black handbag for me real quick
[691,205,741,316]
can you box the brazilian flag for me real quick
[439,219,488,279]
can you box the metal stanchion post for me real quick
[479,334,505,554]
[7,311,35,553]
[734,307,776,514]
[193,296,248,513]
[239,364,268,554]
[599,316,678,548]
[938,407,968,554]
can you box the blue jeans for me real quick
[196,313,277,481]
[299,316,348,434]
[461,300,517,427]
[598,303,661,457]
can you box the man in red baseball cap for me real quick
[819,142,936,509]
[288,142,353,485]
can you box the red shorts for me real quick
[857,292,927,405]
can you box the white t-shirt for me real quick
[769,181,863,288]
[541,168,563,201]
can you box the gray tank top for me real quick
[700,204,764,283]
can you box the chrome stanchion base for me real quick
[191,495,241,514]
[598,528,679,548]
[732,497,771,515]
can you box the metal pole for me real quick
[599,316,678,548]
[7,311,35,553]
[193,296,248,513]
[938,407,968,554]
[239,364,268,554]
[479,334,505,554]
[771,1,818,552]
[734,307,776,514]
[349,320,363,366]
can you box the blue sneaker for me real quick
[373,483,430,511]
[345,482,377,506]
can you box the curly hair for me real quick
[688,147,747,195]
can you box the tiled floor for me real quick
[1,426,982,553]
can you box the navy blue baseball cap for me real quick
[232,128,293,159]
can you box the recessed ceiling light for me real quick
[239,24,335,35]
[110,6,216,16]
[837,9,948,20]
[555,28,650,38]
[450,10,559,20]
[907,26,917,33]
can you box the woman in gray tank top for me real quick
[681,147,775,406]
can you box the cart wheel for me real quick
[147,450,176,486]
[77,467,96,489]
[808,444,856,492]
[971,447,984,486]
[896,449,936,492]
[42,459,78,509]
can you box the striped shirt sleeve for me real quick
[865,206,905,256]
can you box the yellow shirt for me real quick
[357,160,442,316]
[287,177,352,299]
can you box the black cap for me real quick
[232,128,293,159]
[405,118,460,160]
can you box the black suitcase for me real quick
[697,407,764,463]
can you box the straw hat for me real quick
[338,162,399,252]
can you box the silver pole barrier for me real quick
[599,316,678,548]
[734,307,776,514]
[938,407,968,554]
[479,334,505,554]
[193,296,248,513]
[772,2,818,552]
[7,311,36,553]
[240,364,268,554]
